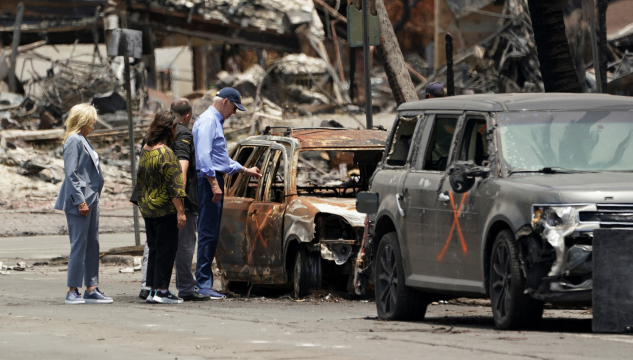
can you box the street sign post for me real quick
[106,28,143,246]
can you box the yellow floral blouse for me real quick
[134,147,186,218]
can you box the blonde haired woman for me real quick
[54,103,112,305]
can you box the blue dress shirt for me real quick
[193,106,243,178]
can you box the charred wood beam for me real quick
[597,0,608,93]
[446,34,454,96]
[314,0,348,23]
[375,0,417,105]
[527,0,582,93]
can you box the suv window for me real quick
[458,118,488,166]
[420,116,458,171]
[385,116,420,166]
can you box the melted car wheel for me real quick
[293,249,321,298]
[375,232,428,321]
[490,229,544,330]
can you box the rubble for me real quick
[419,0,544,94]
[151,0,315,34]
[0,143,133,212]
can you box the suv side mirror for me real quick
[448,161,490,193]
[356,192,378,214]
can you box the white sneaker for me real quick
[146,290,156,303]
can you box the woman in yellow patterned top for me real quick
[132,110,186,304]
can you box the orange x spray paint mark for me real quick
[437,192,468,262]
[247,207,273,261]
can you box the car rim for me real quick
[492,242,512,319]
[378,244,398,315]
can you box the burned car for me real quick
[216,127,387,296]
[355,93,633,329]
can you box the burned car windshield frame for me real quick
[497,110,633,174]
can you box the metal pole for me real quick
[9,2,24,93]
[124,56,141,246]
[362,0,373,129]
[583,0,602,93]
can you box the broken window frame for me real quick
[383,114,425,169]
[256,143,287,203]
[233,145,270,199]
[227,145,256,192]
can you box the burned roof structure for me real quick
[0,0,311,52]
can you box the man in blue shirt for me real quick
[193,87,261,299]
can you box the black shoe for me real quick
[139,289,150,300]
[153,290,183,304]
[180,291,211,302]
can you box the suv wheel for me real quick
[293,249,321,298]
[375,232,428,320]
[490,229,544,329]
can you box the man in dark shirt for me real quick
[139,99,210,301]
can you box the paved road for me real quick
[1,237,633,359]
[0,232,144,259]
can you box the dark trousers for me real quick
[195,175,224,290]
[145,213,179,289]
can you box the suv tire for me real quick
[293,249,321,298]
[490,229,544,330]
[375,232,428,320]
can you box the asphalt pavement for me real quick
[1,233,632,359]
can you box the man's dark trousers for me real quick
[195,174,224,290]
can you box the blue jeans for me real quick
[195,175,224,290]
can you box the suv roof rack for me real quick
[262,125,386,136]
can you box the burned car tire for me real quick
[375,232,428,321]
[293,249,321,298]
[490,229,544,330]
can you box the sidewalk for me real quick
[0,208,145,237]
[0,232,144,260]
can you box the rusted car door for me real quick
[217,145,268,281]
[246,144,287,283]
[401,113,461,287]
[434,113,490,292]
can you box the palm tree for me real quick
[527,0,583,93]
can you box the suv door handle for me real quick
[438,192,450,202]
[395,194,406,218]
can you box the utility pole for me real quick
[362,0,372,129]
[9,2,24,93]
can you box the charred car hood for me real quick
[506,172,633,203]
[301,197,366,227]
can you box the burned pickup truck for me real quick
[216,127,387,296]
[355,93,633,329]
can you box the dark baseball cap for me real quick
[217,87,246,111]
[424,82,445,97]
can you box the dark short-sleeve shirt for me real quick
[173,122,198,212]
[134,147,186,218]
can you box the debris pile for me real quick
[421,0,544,94]
[0,143,134,212]
[150,0,315,34]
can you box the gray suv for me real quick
[355,93,633,329]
